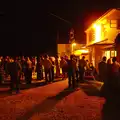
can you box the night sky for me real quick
[0,1,119,56]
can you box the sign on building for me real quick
[69,28,75,43]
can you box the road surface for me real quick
[0,79,105,120]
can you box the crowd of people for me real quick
[0,55,93,93]
[98,56,120,119]
[98,56,120,97]
[0,54,120,96]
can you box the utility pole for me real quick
[48,12,75,55]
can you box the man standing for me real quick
[67,55,76,88]
[26,57,32,84]
[98,56,107,82]
[42,55,52,83]
[36,56,43,80]
[79,56,86,83]
[8,57,22,94]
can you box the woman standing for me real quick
[55,55,60,78]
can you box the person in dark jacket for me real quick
[98,56,107,82]
[67,55,76,88]
[36,56,43,80]
[78,56,86,83]
[8,57,22,94]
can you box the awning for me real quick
[102,44,115,50]
[74,49,89,55]
[86,39,114,47]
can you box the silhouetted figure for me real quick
[67,55,76,88]
[102,57,120,120]
[7,57,21,94]
[60,57,68,80]
[36,56,43,80]
[55,55,60,78]
[21,56,27,80]
[25,57,32,84]
[42,55,52,83]
[49,57,55,81]
[78,56,86,82]
[98,56,107,82]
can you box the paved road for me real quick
[0,79,105,120]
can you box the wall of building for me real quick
[94,45,104,69]
[57,44,71,57]
[86,9,120,68]
[57,44,86,57]
[86,9,120,46]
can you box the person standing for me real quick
[98,56,107,82]
[67,55,76,88]
[7,57,22,94]
[26,57,32,84]
[60,57,68,80]
[78,56,86,83]
[55,55,60,78]
[49,57,55,82]
[21,56,27,80]
[42,55,52,83]
[36,56,43,80]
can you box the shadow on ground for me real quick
[0,78,65,97]
[16,87,75,120]
[80,82,101,97]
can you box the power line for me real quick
[48,12,72,25]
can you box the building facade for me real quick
[85,8,120,67]
[57,44,89,59]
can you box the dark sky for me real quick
[0,0,119,55]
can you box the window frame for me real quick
[110,19,117,28]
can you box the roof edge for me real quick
[85,9,117,33]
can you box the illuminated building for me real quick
[57,44,89,59]
[85,8,120,67]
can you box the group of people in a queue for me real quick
[0,56,34,93]
[0,54,96,93]
[0,55,69,93]
[38,54,90,88]
[36,55,68,83]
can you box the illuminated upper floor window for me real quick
[110,20,117,28]
[88,30,95,43]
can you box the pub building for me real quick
[85,8,120,68]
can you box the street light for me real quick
[72,43,76,54]
[72,43,76,46]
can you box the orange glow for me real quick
[105,51,110,59]
[115,51,117,57]
[72,43,76,46]
[93,23,101,43]
[74,49,89,55]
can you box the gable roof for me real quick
[85,9,117,33]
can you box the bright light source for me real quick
[81,46,86,48]
[74,49,89,55]
[93,23,101,43]
[71,43,76,54]
[81,49,89,53]
[72,43,76,46]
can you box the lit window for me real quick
[115,51,117,56]
[111,51,115,57]
[110,20,117,28]
[105,51,110,59]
